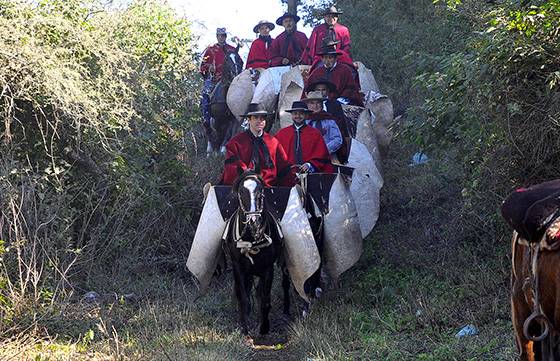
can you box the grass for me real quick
[0,136,517,360]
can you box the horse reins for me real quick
[231,209,273,264]
[228,176,274,264]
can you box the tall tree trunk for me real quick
[287,0,298,15]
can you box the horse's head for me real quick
[232,170,265,234]
[222,47,244,83]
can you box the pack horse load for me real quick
[190,7,394,338]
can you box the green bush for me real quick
[0,0,203,329]
[407,0,560,227]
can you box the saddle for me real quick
[209,80,227,105]
[302,173,337,215]
[213,186,292,223]
[501,179,560,243]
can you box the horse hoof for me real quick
[314,287,323,299]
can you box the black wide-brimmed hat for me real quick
[276,12,301,26]
[323,6,343,16]
[286,101,313,113]
[317,46,342,56]
[306,79,337,93]
[253,20,275,33]
[240,103,273,117]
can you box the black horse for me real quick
[207,46,244,154]
[224,171,290,336]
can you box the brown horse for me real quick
[511,230,560,360]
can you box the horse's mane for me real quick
[222,48,243,83]
[232,170,263,194]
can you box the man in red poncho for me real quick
[276,101,335,301]
[246,20,275,69]
[221,103,291,187]
[200,27,237,82]
[275,101,334,187]
[306,45,363,106]
[269,13,308,67]
[199,28,238,129]
[300,6,353,70]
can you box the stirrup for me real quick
[523,311,551,342]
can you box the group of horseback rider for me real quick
[199,6,362,135]
[199,7,364,299]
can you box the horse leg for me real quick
[257,267,273,335]
[232,262,251,335]
[210,103,229,153]
[282,266,291,316]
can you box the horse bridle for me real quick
[232,175,272,263]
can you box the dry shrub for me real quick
[0,0,204,332]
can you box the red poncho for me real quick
[300,23,353,68]
[200,43,237,81]
[246,36,273,69]
[221,131,291,187]
[306,63,363,106]
[275,124,334,187]
[269,30,308,67]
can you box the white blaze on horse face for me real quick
[242,179,259,213]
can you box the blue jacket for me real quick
[306,116,342,155]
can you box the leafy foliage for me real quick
[409,0,560,212]
[0,0,203,329]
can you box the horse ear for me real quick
[236,165,244,177]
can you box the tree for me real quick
[287,0,298,14]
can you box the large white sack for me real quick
[356,62,380,94]
[252,66,291,113]
[280,186,321,302]
[278,65,309,129]
[347,140,383,238]
[186,186,226,291]
[227,69,257,121]
[355,108,383,173]
[322,174,363,281]
[364,92,394,156]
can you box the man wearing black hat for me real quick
[200,27,238,130]
[275,101,334,186]
[300,6,353,69]
[200,27,237,81]
[306,79,346,123]
[306,45,363,106]
[246,20,275,69]
[221,103,291,187]
[306,79,353,158]
[303,91,344,157]
[269,13,308,67]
